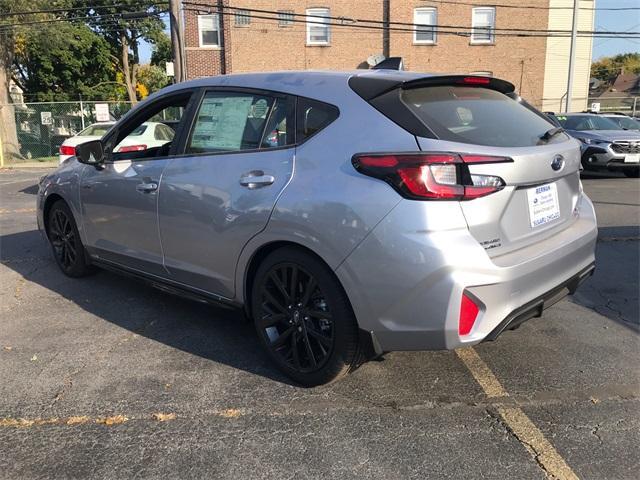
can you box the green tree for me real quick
[0,0,63,159]
[591,53,640,82]
[137,64,170,97]
[13,22,117,101]
[150,31,172,70]
[72,0,169,104]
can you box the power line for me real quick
[181,3,640,39]
[0,2,168,18]
[417,0,639,11]
[0,11,167,32]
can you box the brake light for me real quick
[352,152,509,201]
[59,145,76,156]
[459,292,480,336]
[460,76,491,85]
[117,144,147,153]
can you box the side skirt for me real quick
[91,257,243,312]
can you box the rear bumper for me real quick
[337,194,597,352]
[484,262,594,341]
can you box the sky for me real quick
[592,0,640,59]
[138,2,639,65]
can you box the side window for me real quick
[188,91,294,153]
[261,97,294,148]
[110,93,190,159]
[154,125,165,141]
[296,98,339,143]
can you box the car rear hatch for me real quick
[350,74,582,258]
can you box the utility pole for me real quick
[565,0,579,112]
[169,0,184,82]
[382,0,390,58]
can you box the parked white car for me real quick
[59,122,175,164]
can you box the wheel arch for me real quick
[242,241,330,318]
[42,193,66,237]
[241,239,381,359]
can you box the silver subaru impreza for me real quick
[37,70,597,385]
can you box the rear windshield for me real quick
[401,86,559,147]
[555,115,622,131]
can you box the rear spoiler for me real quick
[348,74,517,139]
[349,74,515,101]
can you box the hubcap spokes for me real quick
[50,210,77,269]
[260,264,334,373]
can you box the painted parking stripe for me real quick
[456,347,579,480]
[0,208,37,215]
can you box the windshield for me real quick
[78,124,114,137]
[609,116,640,130]
[401,86,559,147]
[129,125,147,136]
[556,115,622,131]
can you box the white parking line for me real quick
[456,347,579,480]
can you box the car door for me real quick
[158,89,296,298]
[80,90,197,275]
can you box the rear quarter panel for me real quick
[234,85,419,303]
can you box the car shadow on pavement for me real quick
[570,225,639,332]
[19,184,39,195]
[0,228,298,386]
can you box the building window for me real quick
[198,14,220,47]
[278,10,294,27]
[306,8,330,45]
[234,9,250,27]
[471,7,496,44]
[414,8,437,44]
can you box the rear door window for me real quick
[401,86,559,147]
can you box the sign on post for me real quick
[591,102,601,113]
[95,103,110,122]
[166,61,175,77]
[40,111,53,125]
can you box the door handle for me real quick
[239,171,275,189]
[136,182,158,193]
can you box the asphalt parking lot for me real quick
[0,167,638,479]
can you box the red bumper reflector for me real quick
[459,293,480,336]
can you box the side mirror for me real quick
[76,140,105,167]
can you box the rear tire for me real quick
[623,169,640,178]
[251,247,361,386]
[47,200,93,277]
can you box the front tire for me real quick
[47,200,92,277]
[251,247,361,386]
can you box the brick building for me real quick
[182,0,594,110]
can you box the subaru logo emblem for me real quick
[551,155,564,171]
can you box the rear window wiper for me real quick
[539,127,564,142]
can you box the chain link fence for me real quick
[0,101,133,166]
[585,96,639,115]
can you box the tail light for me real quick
[117,144,147,153]
[352,152,510,201]
[459,292,480,336]
[59,145,76,156]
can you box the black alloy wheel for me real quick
[252,248,361,386]
[47,200,92,277]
